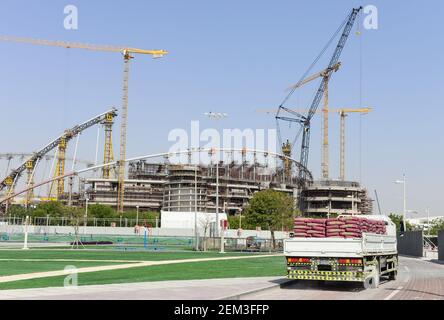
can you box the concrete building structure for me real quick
[84,160,373,218]
[301,180,373,216]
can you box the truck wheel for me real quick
[389,271,397,281]
[365,262,380,289]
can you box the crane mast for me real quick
[0,36,168,212]
[117,52,131,213]
[338,107,372,181]
[298,7,362,189]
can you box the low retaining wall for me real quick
[397,230,424,257]
[439,230,444,261]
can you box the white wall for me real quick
[0,224,290,240]
[161,211,228,229]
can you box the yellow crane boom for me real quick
[338,107,372,181]
[0,36,168,56]
[0,35,168,212]
[285,62,341,91]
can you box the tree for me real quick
[388,213,413,232]
[199,214,213,251]
[32,201,67,218]
[429,218,444,236]
[87,204,116,219]
[7,204,30,218]
[243,189,295,248]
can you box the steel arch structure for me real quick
[0,147,312,207]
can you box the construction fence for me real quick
[439,230,444,261]
[0,216,159,228]
[397,231,424,257]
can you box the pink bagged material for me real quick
[293,216,386,239]
[293,232,309,238]
[294,225,310,230]
[326,228,342,233]
[340,232,361,238]
[326,220,344,226]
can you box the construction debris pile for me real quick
[293,216,386,238]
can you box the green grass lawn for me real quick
[0,249,262,262]
[0,260,133,277]
[0,256,286,290]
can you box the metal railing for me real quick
[0,216,159,228]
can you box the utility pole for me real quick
[216,160,219,237]
[194,165,199,251]
[22,215,29,250]
[136,205,139,226]
[394,174,407,232]
[84,197,89,235]
[426,207,430,236]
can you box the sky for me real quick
[0,0,442,218]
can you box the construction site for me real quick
[0,7,375,221]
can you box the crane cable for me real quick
[275,11,351,160]
[278,13,350,109]
[357,11,364,184]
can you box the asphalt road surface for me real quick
[241,256,444,300]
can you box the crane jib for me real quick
[298,7,362,190]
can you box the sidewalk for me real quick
[0,277,286,300]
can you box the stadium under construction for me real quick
[82,158,373,216]
[0,7,374,218]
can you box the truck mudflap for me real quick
[288,270,366,282]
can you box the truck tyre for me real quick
[365,261,380,289]
[389,270,397,281]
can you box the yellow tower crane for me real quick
[102,111,116,179]
[25,160,35,205]
[338,107,372,181]
[0,36,168,212]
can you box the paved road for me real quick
[0,256,442,300]
[0,277,285,300]
[241,256,444,300]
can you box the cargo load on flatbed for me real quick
[284,215,398,288]
[293,216,387,239]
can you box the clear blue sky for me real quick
[0,1,442,217]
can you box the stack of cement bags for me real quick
[294,216,386,238]
[293,218,326,238]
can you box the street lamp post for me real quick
[84,197,89,235]
[204,111,228,237]
[136,205,139,226]
[426,207,430,236]
[239,208,242,229]
[194,165,199,251]
[394,174,406,232]
[216,160,219,237]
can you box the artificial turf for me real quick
[0,260,133,277]
[0,249,261,262]
[0,256,285,290]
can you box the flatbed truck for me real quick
[284,215,398,288]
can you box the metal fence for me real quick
[0,216,159,228]
[397,231,424,257]
[439,231,444,261]
[0,231,195,251]
[199,237,283,252]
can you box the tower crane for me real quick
[281,62,341,181]
[338,107,372,181]
[0,36,168,212]
[275,7,362,212]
